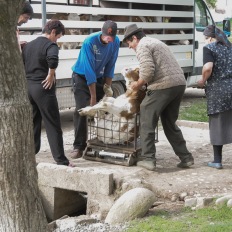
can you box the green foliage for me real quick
[126,205,232,232]
[205,0,217,8]
[179,98,208,122]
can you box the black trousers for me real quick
[27,81,69,165]
[72,72,104,150]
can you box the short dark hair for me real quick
[42,20,65,36]
[126,31,146,42]
[21,1,33,15]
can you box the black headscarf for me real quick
[203,25,231,47]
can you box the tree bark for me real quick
[0,1,48,231]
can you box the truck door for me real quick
[194,0,214,73]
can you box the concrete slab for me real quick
[37,163,113,195]
[37,163,114,220]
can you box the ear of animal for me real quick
[130,68,140,81]
[124,67,140,82]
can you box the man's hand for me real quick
[130,81,140,91]
[130,78,146,91]
[20,41,27,50]
[103,83,113,97]
[42,74,55,89]
[197,79,205,88]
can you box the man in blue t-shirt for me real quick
[71,20,120,159]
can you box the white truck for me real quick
[19,0,230,109]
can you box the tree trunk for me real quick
[0,1,48,231]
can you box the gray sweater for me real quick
[136,37,186,90]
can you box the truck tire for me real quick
[112,81,126,98]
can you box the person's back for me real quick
[136,36,186,90]
[23,37,57,82]
[205,42,232,82]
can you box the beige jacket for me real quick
[136,37,186,90]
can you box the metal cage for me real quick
[83,112,158,166]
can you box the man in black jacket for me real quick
[18,1,33,26]
[17,1,34,52]
[22,20,73,166]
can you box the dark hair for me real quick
[204,24,231,47]
[42,20,65,36]
[126,31,146,42]
[21,1,33,15]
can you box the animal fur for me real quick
[79,66,145,119]
[79,66,146,144]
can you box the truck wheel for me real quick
[112,81,126,97]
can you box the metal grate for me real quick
[88,112,140,149]
[84,112,158,166]
[87,112,159,147]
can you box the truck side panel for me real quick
[20,0,195,109]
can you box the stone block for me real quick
[215,195,232,206]
[37,163,115,221]
[105,188,156,225]
[196,197,214,209]
[37,163,114,195]
[227,199,232,208]
[87,194,115,220]
[185,198,197,207]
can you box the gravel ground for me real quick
[54,222,129,232]
[37,88,232,231]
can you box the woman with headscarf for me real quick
[198,25,232,169]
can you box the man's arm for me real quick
[198,46,214,87]
[42,43,59,89]
[198,62,213,87]
[104,77,112,86]
[16,28,22,53]
[88,83,97,106]
[130,78,147,91]
[103,77,113,97]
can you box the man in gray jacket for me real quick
[123,24,194,171]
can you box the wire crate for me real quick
[83,112,158,166]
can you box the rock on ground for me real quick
[105,187,156,225]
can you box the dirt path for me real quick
[36,88,232,201]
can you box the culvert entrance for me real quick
[49,188,87,222]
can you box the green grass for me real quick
[179,98,208,122]
[126,205,232,232]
